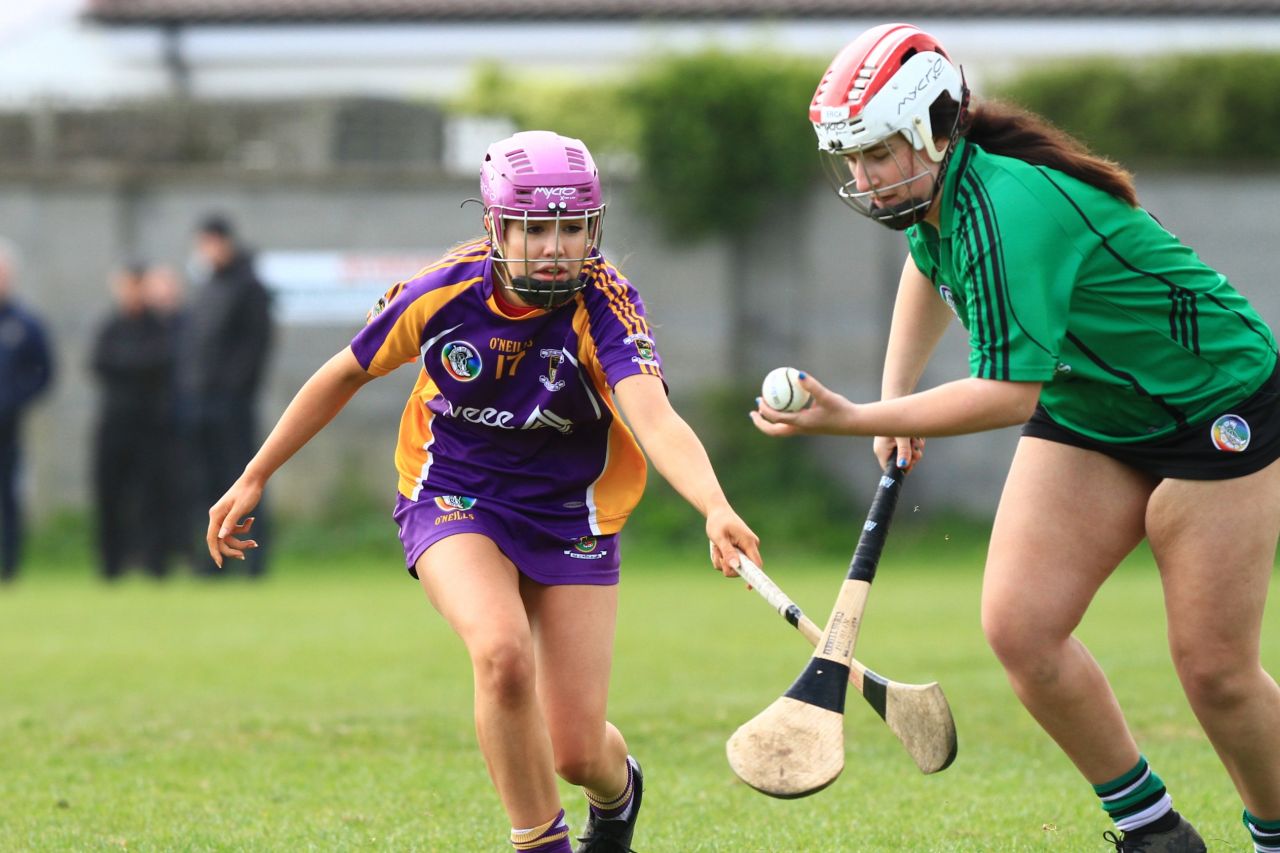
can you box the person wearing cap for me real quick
[204,131,761,853]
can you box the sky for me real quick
[0,0,82,45]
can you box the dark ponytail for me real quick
[932,95,1138,207]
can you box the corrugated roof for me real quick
[84,0,1280,23]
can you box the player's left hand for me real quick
[706,505,761,579]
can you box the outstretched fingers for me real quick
[207,496,261,566]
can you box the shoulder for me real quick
[584,257,639,299]
[366,240,491,325]
[953,149,1093,251]
[398,240,491,298]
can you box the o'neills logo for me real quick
[1211,414,1250,452]
[435,510,475,526]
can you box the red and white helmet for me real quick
[811,23,963,158]
[480,130,605,307]
[810,24,967,228]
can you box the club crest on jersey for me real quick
[625,333,658,366]
[441,341,482,381]
[434,495,477,511]
[564,535,609,560]
[938,285,960,320]
[539,348,566,392]
[1210,414,1250,452]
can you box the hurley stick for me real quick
[733,552,956,775]
[726,464,906,797]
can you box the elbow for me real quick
[1006,383,1042,426]
[974,378,1040,428]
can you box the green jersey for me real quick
[907,138,1277,443]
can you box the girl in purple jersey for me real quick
[206,131,762,853]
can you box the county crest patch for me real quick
[441,341,482,381]
[1210,414,1250,452]
[434,495,478,511]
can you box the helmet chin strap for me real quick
[868,196,933,231]
[507,274,583,309]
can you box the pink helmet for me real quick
[480,130,606,307]
[809,24,968,229]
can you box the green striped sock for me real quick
[1093,756,1173,833]
[1243,809,1280,852]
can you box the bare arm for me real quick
[207,346,377,565]
[753,373,1041,440]
[614,373,761,576]
[877,255,956,468]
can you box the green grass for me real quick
[1,533,1272,851]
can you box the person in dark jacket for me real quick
[0,239,54,582]
[90,262,175,579]
[181,214,274,576]
[144,264,197,573]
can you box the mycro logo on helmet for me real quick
[896,57,947,115]
[534,187,577,198]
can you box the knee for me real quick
[1172,647,1256,713]
[470,639,536,707]
[983,607,1036,668]
[982,608,1065,685]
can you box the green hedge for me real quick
[454,51,825,241]
[628,51,825,240]
[456,50,1280,244]
[994,52,1280,166]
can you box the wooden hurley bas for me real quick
[726,465,952,798]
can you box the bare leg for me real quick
[1147,458,1280,817]
[982,438,1155,783]
[415,534,562,827]
[522,578,630,797]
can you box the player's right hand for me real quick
[874,435,924,472]
[207,478,263,567]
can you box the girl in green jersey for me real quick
[757,23,1280,853]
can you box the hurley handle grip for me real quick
[847,464,906,584]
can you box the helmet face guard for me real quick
[809,24,968,230]
[479,130,606,308]
[484,207,605,308]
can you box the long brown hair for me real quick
[932,95,1138,207]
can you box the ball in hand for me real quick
[761,366,811,413]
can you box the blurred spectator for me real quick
[90,262,174,580]
[0,238,54,583]
[181,214,274,577]
[144,264,196,572]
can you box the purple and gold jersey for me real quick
[350,239,663,539]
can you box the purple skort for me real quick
[393,492,622,586]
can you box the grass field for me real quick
[1,532,1272,851]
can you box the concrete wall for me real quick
[4,169,1279,522]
